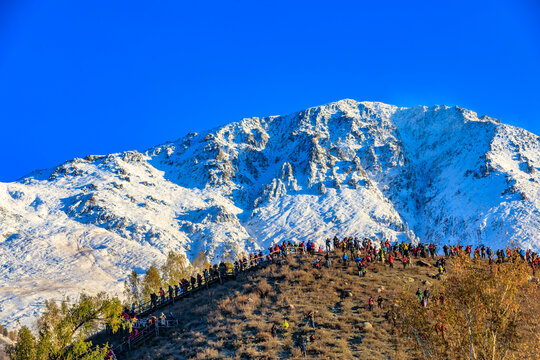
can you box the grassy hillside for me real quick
[124,252,441,359]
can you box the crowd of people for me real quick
[137,236,539,317]
[108,236,538,357]
[246,236,539,355]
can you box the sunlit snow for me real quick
[0,99,538,329]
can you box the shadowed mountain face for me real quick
[1,99,539,328]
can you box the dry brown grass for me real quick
[123,253,446,359]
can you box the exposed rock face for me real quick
[1,99,539,329]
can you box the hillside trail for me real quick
[121,248,448,359]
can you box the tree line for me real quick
[7,250,205,360]
[123,250,208,305]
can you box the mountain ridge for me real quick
[1,99,539,329]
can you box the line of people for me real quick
[111,236,538,357]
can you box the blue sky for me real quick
[0,0,539,181]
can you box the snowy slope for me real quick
[1,99,539,329]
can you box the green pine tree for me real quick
[9,326,35,360]
[123,270,143,305]
[161,251,191,286]
[141,264,162,301]
[10,292,122,360]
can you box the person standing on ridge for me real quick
[159,287,165,303]
[416,288,422,302]
[402,255,408,269]
[325,252,331,268]
[342,253,349,266]
[423,288,430,304]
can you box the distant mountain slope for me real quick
[1,99,539,328]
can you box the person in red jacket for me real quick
[436,322,447,343]
[388,254,394,268]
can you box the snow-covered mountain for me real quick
[1,99,539,328]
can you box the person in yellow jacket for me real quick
[282,320,289,331]
[437,265,444,277]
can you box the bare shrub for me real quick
[256,330,272,342]
[193,347,220,359]
[397,254,540,359]
[256,279,273,298]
